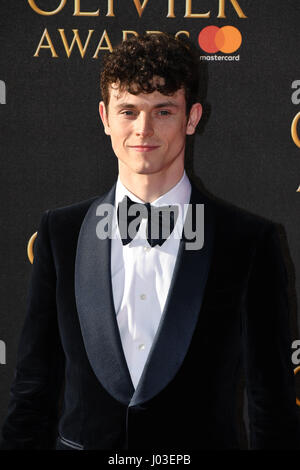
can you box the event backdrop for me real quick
[0,0,300,449]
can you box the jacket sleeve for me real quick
[243,222,300,449]
[0,210,65,449]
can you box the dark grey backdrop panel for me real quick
[0,1,300,447]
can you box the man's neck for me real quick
[118,165,185,203]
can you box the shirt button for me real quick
[140,294,147,300]
[138,344,145,350]
[143,246,151,252]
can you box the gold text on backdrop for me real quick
[33,29,192,58]
[33,29,114,57]
[291,81,300,149]
[294,367,300,406]
[27,0,247,18]
[290,81,300,192]
[291,113,300,149]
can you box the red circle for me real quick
[198,26,220,53]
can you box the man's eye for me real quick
[121,110,134,116]
[158,110,171,116]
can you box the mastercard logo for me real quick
[198,26,242,54]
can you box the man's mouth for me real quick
[128,145,160,152]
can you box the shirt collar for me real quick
[115,170,191,209]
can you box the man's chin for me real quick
[118,158,167,176]
[131,166,163,176]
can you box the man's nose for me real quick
[135,113,154,137]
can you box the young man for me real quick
[1,33,300,450]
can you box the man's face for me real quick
[99,81,202,177]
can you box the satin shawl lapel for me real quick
[75,181,215,406]
[75,183,135,405]
[130,183,215,406]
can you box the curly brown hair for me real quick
[100,33,207,115]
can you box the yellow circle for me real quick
[216,26,242,54]
[294,366,300,406]
[291,112,300,148]
[27,232,38,264]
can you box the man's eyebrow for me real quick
[153,102,179,109]
[114,101,180,109]
[114,103,136,109]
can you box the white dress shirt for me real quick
[111,170,191,389]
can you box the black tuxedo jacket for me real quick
[1,181,300,450]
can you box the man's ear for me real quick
[99,101,111,135]
[186,103,203,135]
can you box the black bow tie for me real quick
[117,195,179,247]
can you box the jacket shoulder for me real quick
[191,181,276,235]
[42,194,105,241]
[211,196,276,231]
[50,195,99,218]
[202,192,280,251]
